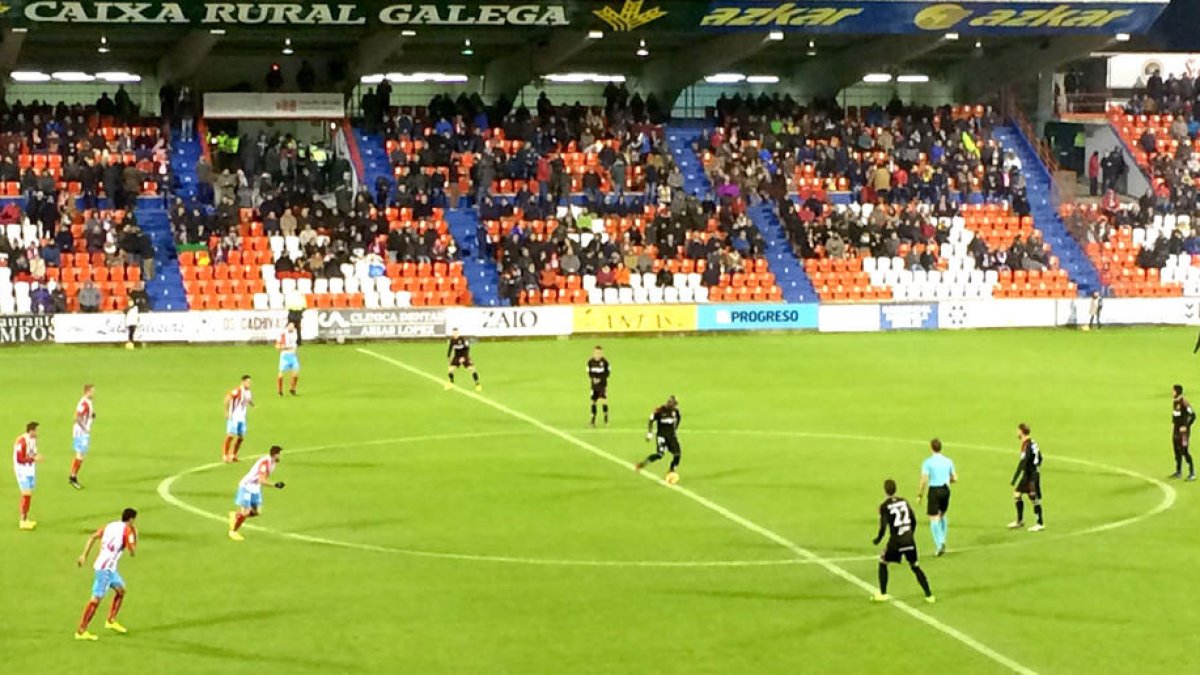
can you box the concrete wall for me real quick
[1083,120,1152,198]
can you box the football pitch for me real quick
[3,328,1199,674]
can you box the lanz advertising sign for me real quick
[573,305,696,334]
[699,1,1167,34]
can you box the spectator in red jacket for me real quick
[1088,151,1100,196]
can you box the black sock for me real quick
[1015,499,1025,523]
[1186,452,1195,474]
[590,404,597,423]
[1176,453,1183,473]
[1033,504,1043,525]
[669,453,680,471]
[878,563,889,595]
[602,404,608,422]
[912,565,932,597]
[473,372,480,383]
[643,453,662,465]
[448,372,455,383]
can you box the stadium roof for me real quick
[0,1,1174,103]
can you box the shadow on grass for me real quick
[676,588,858,604]
[126,636,357,671]
[290,461,384,470]
[518,471,613,483]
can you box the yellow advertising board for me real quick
[573,305,697,333]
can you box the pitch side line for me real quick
[357,348,1038,675]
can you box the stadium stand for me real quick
[0,207,149,313]
[1061,201,1196,297]
[1109,72,1200,217]
[175,204,469,310]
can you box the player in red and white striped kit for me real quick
[14,421,41,530]
[75,508,138,641]
[69,384,96,490]
[221,375,254,463]
[228,445,285,542]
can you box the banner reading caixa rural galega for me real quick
[0,1,1168,34]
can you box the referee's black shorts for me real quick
[926,485,951,516]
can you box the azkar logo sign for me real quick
[700,1,1159,33]
[701,2,863,28]
[912,2,1135,31]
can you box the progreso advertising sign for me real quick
[697,304,818,331]
[699,1,1167,34]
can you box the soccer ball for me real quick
[665,471,680,485]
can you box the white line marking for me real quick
[585,428,1178,551]
[155,431,813,568]
[358,348,1039,675]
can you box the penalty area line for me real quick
[357,347,1038,675]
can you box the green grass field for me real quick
[3,328,1199,674]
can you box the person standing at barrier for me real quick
[286,292,306,347]
[1087,291,1103,331]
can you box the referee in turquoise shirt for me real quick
[917,438,957,557]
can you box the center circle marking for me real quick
[157,429,1175,567]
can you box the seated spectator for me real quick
[50,281,67,313]
[128,282,149,311]
[78,281,102,312]
[30,282,53,314]
[596,263,617,288]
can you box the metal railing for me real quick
[999,89,1070,209]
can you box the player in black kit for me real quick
[586,346,611,428]
[445,328,482,392]
[1170,384,1196,480]
[872,479,935,604]
[1008,423,1045,531]
[635,396,682,483]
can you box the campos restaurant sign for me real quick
[15,2,569,26]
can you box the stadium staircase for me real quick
[665,124,713,198]
[748,201,817,303]
[170,128,205,206]
[134,201,189,311]
[993,124,1100,295]
[352,127,396,202]
[446,208,503,306]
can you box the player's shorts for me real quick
[235,486,263,510]
[1017,475,1042,499]
[926,486,951,516]
[279,352,300,372]
[14,472,35,491]
[656,435,681,456]
[226,419,247,437]
[590,385,608,402]
[450,354,473,368]
[91,568,125,598]
[1174,432,1189,453]
[73,433,91,455]
[882,539,919,565]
